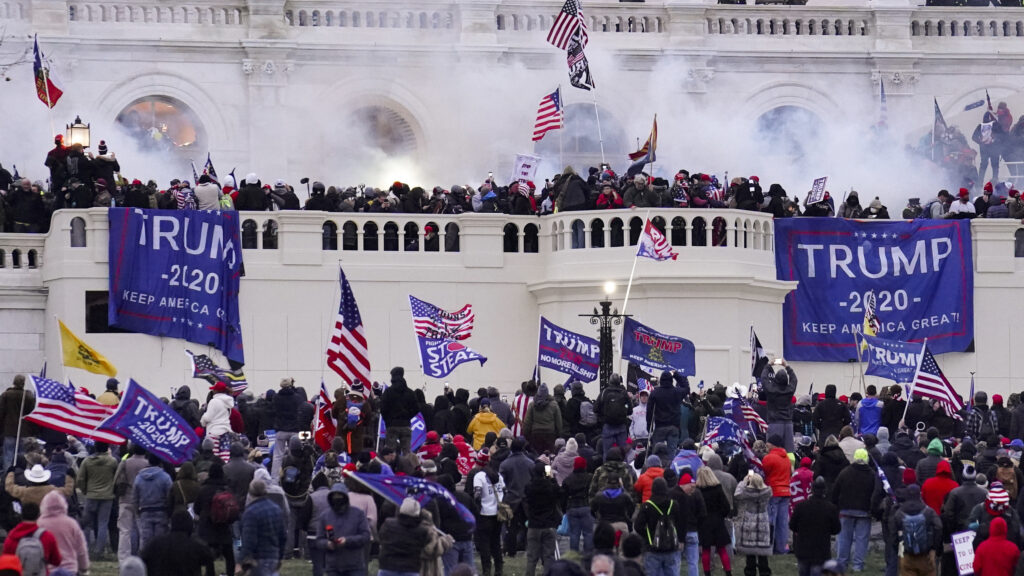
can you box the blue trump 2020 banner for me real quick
[108,208,245,364]
[538,317,600,382]
[860,333,923,383]
[621,317,696,375]
[99,379,199,465]
[775,219,973,362]
[417,337,487,378]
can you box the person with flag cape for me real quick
[626,116,657,178]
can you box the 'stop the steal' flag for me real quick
[98,379,200,465]
[636,218,677,261]
[415,336,488,379]
[411,295,486,379]
[621,317,696,375]
[775,219,973,362]
[858,333,921,383]
[108,208,245,364]
[537,317,600,383]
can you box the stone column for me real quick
[241,46,294,180]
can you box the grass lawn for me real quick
[86,548,887,576]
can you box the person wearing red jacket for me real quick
[921,460,958,514]
[973,516,1019,576]
[1,502,62,569]
[789,457,814,515]
[763,434,792,555]
[595,185,623,210]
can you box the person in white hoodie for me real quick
[629,389,649,443]
[193,174,222,211]
[201,382,235,442]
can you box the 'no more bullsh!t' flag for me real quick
[621,317,696,376]
[108,208,245,364]
[537,317,600,383]
[99,379,200,465]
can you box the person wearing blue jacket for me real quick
[856,385,884,436]
[316,482,371,576]
[133,453,173,551]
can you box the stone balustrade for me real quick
[67,1,244,24]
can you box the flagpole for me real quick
[322,261,342,386]
[591,90,606,165]
[536,314,543,383]
[41,65,56,138]
[853,332,867,395]
[901,338,928,427]
[558,84,564,170]
[620,209,650,319]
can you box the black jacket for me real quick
[760,365,797,422]
[273,387,305,433]
[647,381,685,429]
[813,386,850,441]
[378,515,430,573]
[524,474,562,529]
[380,381,419,427]
[813,445,849,494]
[791,495,840,563]
[831,462,876,512]
[235,183,268,211]
[139,530,216,576]
[881,398,907,434]
[905,398,933,432]
[562,470,592,510]
[634,494,686,549]
[590,488,634,526]
[669,486,707,533]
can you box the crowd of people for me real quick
[4,124,1024,236]
[0,361,1020,576]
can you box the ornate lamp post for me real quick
[580,282,630,390]
[66,115,91,148]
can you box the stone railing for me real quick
[0,0,27,20]
[67,1,245,24]
[705,6,871,36]
[282,1,455,29]
[909,9,1024,37]
[0,234,44,270]
[495,2,667,34]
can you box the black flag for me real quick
[566,30,594,91]
[750,327,769,378]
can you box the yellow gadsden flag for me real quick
[59,320,117,377]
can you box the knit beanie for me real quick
[927,438,943,456]
[853,448,869,464]
[574,456,587,471]
[988,482,1010,511]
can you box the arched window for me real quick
[322,221,338,250]
[70,216,87,247]
[115,96,206,156]
[692,217,707,247]
[0,249,5,268]
[27,249,38,269]
[383,222,400,251]
[262,220,278,249]
[342,221,359,251]
[590,218,605,248]
[524,223,539,253]
[445,223,460,252]
[755,106,823,167]
[404,222,420,251]
[671,217,687,246]
[628,217,643,246]
[610,218,624,247]
[241,219,258,249]
[363,222,379,251]
[11,249,21,269]
[1016,229,1024,258]
[425,222,440,252]
[712,217,727,247]
[503,223,519,253]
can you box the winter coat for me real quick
[921,460,958,515]
[813,387,850,441]
[633,494,685,550]
[234,182,268,211]
[272,386,306,432]
[316,500,371,573]
[551,448,578,486]
[37,490,88,575]
[380,379,419,428]
[562,469,592,509]
[839,436,866,465]
[0,385,35,438]
[240,496,287,561]
[761,365,797,422]
[890,487,943,554]
[812,445,849,495]
[623,183,660,209]
[524,475,563,529]
[558,174,589,212]
[524,392,563,437]
[669,485,707,533]
[466,411,505,451]
[590,487,635,525]
[831,462,876,513]
[905,398,934,432]
[379,514,431,573]
[942,477,988,534]
[133,466,172,512]
[857,397,883,436]
[193,182,221,211]
[974,517,1020,576]
[171,387,202,429]
[704,454,738,508]
[762,447,792,497]
[633,467,665,503]
[647,381,685,429]
[194,476,233,546]
[1,520,62,566]
[791,494,841,563]
[78,451,118,500]
[882,398,907,435]
[223,456,256,512]
[499,452,535,505]
[5,471,75,508]
[201,393,234,437]
[588,459,637,499]
[968,502,1023,549]
[697,484,732,547]
[733,483,773,556]
[169,463,201,517]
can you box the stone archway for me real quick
[755,105,823,161]
[115,95,207,154]
[534,103,628,171]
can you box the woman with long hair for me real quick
[697,466,733,576]
[734,472,773,576]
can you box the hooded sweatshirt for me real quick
[201,392,235,437]
[466,410,505,451]
[525,385,563,437]
[876,427,891,455]
[38,490,88,574]
[1,520,62,566]
[814,385,851,441]
[915,439,945,485]
[922,460,958,515]
[857,397,883,436]
[974,517,1020,576]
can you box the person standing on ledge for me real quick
[761,359,798,453]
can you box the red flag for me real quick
[314,381,336,451]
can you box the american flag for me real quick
[26,376,125,444]
[636,219,677,261]
[546,0,587,51]
[910,344,964,420]
[186,350,248,394]
[212,435,230,463]
[703,416,743,445]
[327,269,371,397]
[532,88,563,143]
[409,295,474,341]
[725,395,768,434]
[863,291,881,337]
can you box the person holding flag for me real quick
[335,382,374,455]
[380,367,420,455]
[759,359,797,453]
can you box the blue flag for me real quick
[108,208,245,363]
[537,317,600,383]
[410,413,427,451]
[416,336,487,379]
[347,472,476,527]
[774,218,973,362]
[621,317,696,375]
[860,333,921,383]
[98,379,199,465]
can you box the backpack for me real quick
[979,410,997,438]
[918,200,939,219]
[997,465,1018,499]
[602,387,631,426]
[901,511,930,555]
[579,400,598,427]
[16,527,46,576]
[281,465,302,495]
[645,500,678,553]
[210,489,240,525]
